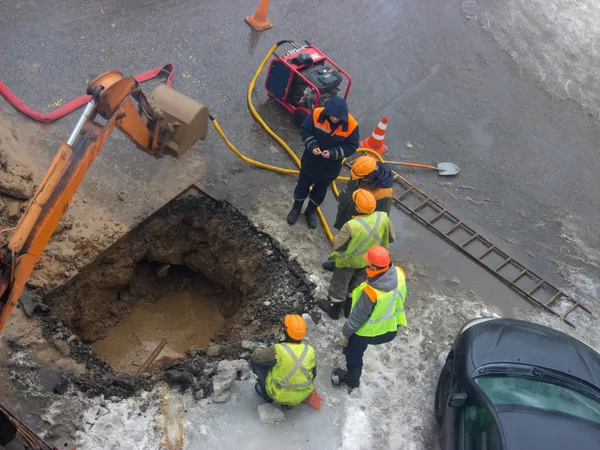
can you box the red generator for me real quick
[265,40,352,123]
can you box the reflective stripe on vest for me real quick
[274,344,313,389]
[330,211,390,268]
[312,108,358,138]
[367,287,405,324]
[351,267,407,337]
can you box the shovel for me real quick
[384,161,460,176]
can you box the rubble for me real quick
[217,359,249,380]
[206,343,222,357]
[257,403,285,424]
[163,370,194,390]
[7,199,20,220]
[211,370,236,398]
[53,340,71,357]
[241,340,267,351]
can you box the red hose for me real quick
[0,63,174,123]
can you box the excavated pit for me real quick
[43,186,315,397]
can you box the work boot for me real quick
[254,383,273,403]
[287,199,305,225]
[331,368,361,389]
[343,296,352,319]
[318,298,342,320]
[322,260,335,272]
[304,202,319,229]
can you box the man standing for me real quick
[322,155,395,272]
[287,96,359,229]
[250,315,317,407]
[334,155,394,230]
[319,189,395,320]
[333,246,407,389]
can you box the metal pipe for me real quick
[67,100,96,146]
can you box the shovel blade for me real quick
[437,162,460,176]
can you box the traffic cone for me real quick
[245,0,273,31]
[361,116,389,155]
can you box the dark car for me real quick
[435,318,600,450]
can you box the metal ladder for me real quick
[376,169,591,327]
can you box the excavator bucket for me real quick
[150,83,209,158]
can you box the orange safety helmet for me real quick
[350,156,378,180]
[284,314,307,340]
[352,189,377,215]
[364,246,391,267]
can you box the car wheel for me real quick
[434,359,452,424]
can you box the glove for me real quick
[339,332,349,347]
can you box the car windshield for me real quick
[475,375,600,425]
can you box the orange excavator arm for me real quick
[0,70,209,333]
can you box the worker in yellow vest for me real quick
[319,189,395,320]
[250,315,317,407]
[332,246,407,389]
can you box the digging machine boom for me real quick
[0,70,209,334]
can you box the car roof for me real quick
[496,405,600,450]
[468,319,600,389]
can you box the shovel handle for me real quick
[384,161,437,170]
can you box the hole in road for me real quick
[44,186,314,381]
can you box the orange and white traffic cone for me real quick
[360,116,389,155]
[245,0,273,31]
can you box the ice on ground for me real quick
[73,285,498,450]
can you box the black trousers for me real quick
[344,331,397,371]
[293,168,330,206]
[250,360,273,402]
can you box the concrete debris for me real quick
[199,398,211,407]
[0,172,33,200]
[53,340,70,357]
[163,370,194,390]
[52,332,64,341]
[66,335,77,343]
[109,396,121,403]
[240,351,250,358]
[217,359,250,380]
[241,340,267,351]
[185,345,205,358]
[212,370,236,397]
[206,343,222,357]
[113,375,136,394]
[211,390,231,403]
[257,403,285,424]
[193,388,205,401]
[96,407,110,418]
[19,289,42,317]
[7,199,20,220]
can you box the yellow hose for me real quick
[211,42,384,243]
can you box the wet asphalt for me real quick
[1,0,599,318]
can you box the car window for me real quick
[475,376,600,425]
[463,395,502,450]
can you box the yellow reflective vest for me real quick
[330,211,391,268]
[266,342,316,406]
[351,267,407,337]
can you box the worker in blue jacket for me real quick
[287,96,360,229]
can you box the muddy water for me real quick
[92,292,225,374]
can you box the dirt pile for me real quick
[0,122,36,234]
[42,186,316,398]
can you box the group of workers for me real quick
[251,97,407,407]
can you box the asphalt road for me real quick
[1,0,599,319]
